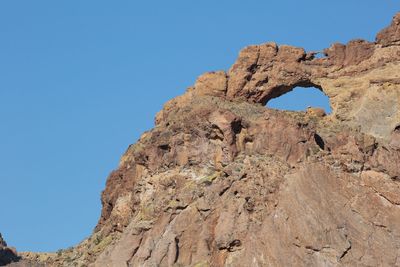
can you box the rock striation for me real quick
[7,12,400,267]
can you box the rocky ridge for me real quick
[3,12,400,267]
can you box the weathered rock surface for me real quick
[8,12,400,267]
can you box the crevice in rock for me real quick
[218,185,231,196]
[227,239,242,252]
[173,237,180,264]
[126,236,143,266]
[339,243,352,261]
[314,133,325,150]
[305,245,320,252]
[247,63,259,74]
[376,192,400,206]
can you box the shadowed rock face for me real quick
[10,13,400,267]
[0,233,20,266]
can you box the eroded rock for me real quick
[9,12,400,267]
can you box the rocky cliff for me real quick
[4,13,400,267]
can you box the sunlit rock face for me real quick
[8,13,400,267]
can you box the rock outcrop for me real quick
[0,233,19,266]
[8,12,400,267]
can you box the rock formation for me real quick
[0,233,19,266]
[5,12,400,267]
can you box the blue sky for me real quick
[0,1,398,252]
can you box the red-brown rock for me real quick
[9,12,400,267]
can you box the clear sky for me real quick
[0,1,398,252]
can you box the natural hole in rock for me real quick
[158,144,171,152]
[266,86,332,114]
[313,52,328,59]
[231,120,243,134]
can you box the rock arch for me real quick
[161,13,400,141]
[266,85,331,113]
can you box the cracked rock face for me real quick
[13,13,400,267]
